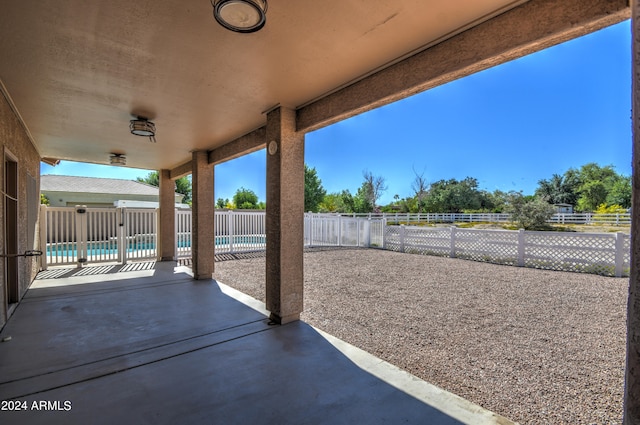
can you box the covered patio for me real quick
[0,261,508,424]
[2,0,640,423]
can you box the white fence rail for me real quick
[175,209,192,259]
[42,206,158,268]
[217,211,266,253]
[176,210,268,259]
[43,208,379,266]
[384,225,630,277]
[341,212,631,226]
[175,212,382,258]
[304,214,384,248]
[41,207,631,277]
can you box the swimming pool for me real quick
[46,235,267,258]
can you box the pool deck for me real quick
[0,261,516,424]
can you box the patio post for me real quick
[191,151,215,279]
[159,169,176,261]
[265,106,304,324]
[627,1,640,423]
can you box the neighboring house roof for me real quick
[41,175,178,197]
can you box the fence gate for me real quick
[41,206,157,269]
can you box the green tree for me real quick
[478,190,508,213]
[535,173,577,205]
[174,177,192,204]
[354,183,374,213]
[318,193,343,212]
[137,171,159,187]
[576,180,608,211]
[573,163,618,211]
[506,192,555,230]
[304,165,326,212]
[339,190,357,213]
[40,193,50,205]
[233,187,259,209]
[424,177,482,213]
[535,163,631,211]
[216,198,229,209]
[606,175,632,208]
[136,171,192,205]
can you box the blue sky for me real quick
[42,20,632,206]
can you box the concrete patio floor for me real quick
[0,262,515,424]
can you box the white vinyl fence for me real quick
[175,211,382,259]
[42,208,380,266]
[304,213,384,248]
[345,212,631,226]
[41,206,157,269]
[176,210,268,259]
[384,225,630,277]
[41,207,631,277]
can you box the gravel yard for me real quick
[213,248,627,425]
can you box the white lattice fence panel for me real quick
[454,229,519,265]
[383,226,401,251]
[403,227,450,256]
[524,232,617,276]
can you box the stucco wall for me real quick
[0,90,41,329]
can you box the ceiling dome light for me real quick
[212,0,267,33]
[110,153,126,166]
[130,118,155,137]
[130,117,157,142]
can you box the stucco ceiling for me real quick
[0,0,528,171]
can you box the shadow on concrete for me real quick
[0,263,510,424]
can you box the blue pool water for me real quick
[46,236,266,257]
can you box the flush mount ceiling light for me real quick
[211,0,268,33]
[129,117,156,143]
[110,153,127,166]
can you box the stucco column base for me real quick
[191,151,215,280]
[268,312,301,325]
[265,106,304,321]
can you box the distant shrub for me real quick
[506,193,555,230]
[595,203,627,214]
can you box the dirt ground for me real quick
[214,248,627,425]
